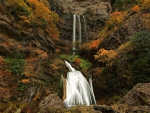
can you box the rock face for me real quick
[39,93,64,109]
[112,83,150,113]
[54,0,111,17]
[100,13,149,50]
[49,0,111,41]
[0,4,67,58]
[81,83,150,113]
[120,83,150,106]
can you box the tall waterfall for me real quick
[78,15,81,47]
[63,61,97,108]
[72,14,76,55]
[83,16,88,43]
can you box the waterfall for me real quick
[83,16,88,43]
[78,15,81,47]
[63,61,97,108]
[72,14,76,55]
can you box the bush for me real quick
[94,48,116,66]
[5,52,25,76]
[26,0,59,38]
[116,30,150,87]
[6,0,31,17]
[140,0,150,11]
[60,54,92,70]
[99,11,126,38]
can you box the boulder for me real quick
[39,93,64,109]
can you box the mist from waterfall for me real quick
[63,61,97,108]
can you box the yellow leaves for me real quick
[26,0,59,38]
[6,0,59,39]
[99,11,126,39]
[27,0,50,22]
[108,11,125,25]
[140,0,150,10]
[132,5,140,13]
[21,79,30,83]
[94,48,116,65]
[6,0,31,16]
[142,13,150,30]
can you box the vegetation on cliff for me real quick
[5,0,59,39]
[0,0,150,112]
[91,0,150,103]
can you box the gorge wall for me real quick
[49,0,112,41]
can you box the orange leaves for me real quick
[132,5,140,13]
[21,79,30,83]
[6,0,59,39]
[55,49,61,53]
[94,48,116,65]
[74,58,81,66]
[99,11,126,39]
[140,0,150,10]
[33,92,41,101]
[142,13,150,30]
[27,0,50,22]
[108,11,125,25]
[89,39,102,50]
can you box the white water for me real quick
[78,15,81,47]
[72,15,76,55]
[83,16,88,43]
[64,61,96,108]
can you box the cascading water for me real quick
[63,61,97,108]
[72,14,76,55]
[83,16,88,43]
[77,15,81,47]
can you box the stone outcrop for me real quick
[76,83,150,113]
[0,4,67,58]
[112,83,150,113]
[100,13,149,50]
[120,83,150,106]
[39,93,64,109]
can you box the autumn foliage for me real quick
[140,0,150,11]
[132,5,140,13]
[6,0,59,39]
[89,39,102,50]
[100,11,126,38]
[94,48,116,66]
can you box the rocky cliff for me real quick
[49,0,112,41]
[0,0,150,112]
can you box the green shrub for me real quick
[116,30,150,87]
[6,0,31,17]
[17,82,27,92]
[60,54,92,70]
[5,52,25,76]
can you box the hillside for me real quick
[0,0,150,112]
